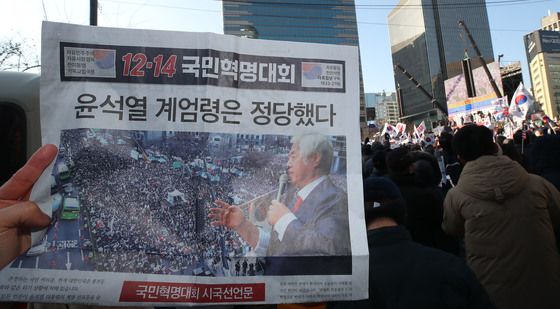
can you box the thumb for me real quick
[0,201,51,230]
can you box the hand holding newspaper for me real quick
[0,21,367,306]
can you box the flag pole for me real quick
[521,120,526,155]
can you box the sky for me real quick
[0,0,558,93]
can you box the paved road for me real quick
[11,215,93,271]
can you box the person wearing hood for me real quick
[442,124,560,309]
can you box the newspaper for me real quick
[0,21,368,306]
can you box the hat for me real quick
[363,176,407,224]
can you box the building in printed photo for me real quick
[222,0,366,128]
[523,12,560,117]
[388,0,495,124]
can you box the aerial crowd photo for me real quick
[11,128,349,278]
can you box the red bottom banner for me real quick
[119,281,265,303]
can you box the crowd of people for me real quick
[56,129,317,277]
[355,120,560,309]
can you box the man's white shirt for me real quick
[253,176,327,255]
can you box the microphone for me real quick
[275,173,288,201]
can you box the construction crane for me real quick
[458,20,503,98]
[394,63,448,116]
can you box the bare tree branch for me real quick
[0,38,40,72]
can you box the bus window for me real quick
[0,103,26,185]
[0,72,41,184]
[58,163,71,182]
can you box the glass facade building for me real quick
[388,0,494,123]
[223,0,365,126]
[223,0,359,45]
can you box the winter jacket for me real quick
[443,155,560,309]
[388,151,460,255]
[393,175,460,255]
[327,226,494,309]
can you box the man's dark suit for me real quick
[265,177,352,276]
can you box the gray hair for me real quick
[291,133,333,175]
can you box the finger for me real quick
[207,210,223,220]
[210,220,225,227]
[0,201,51,230]
[208,207,225,215]
[0,200,19,210]
[214,200,231,209]
[0,144,58,200]
[208,214,225,226]
[266,209,275,225]
[269,200,281,210]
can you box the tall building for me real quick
[524,27,560,117]
[222,0,366,127]
[541,11,560,31]
[388,0,495,124]
[365,91,399,125]
[364,92,379,122]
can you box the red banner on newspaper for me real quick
[119,281,265,303]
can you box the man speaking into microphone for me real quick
[210,132,351,276]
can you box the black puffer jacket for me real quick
[328,226,494,309]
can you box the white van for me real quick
[0,71,41,184]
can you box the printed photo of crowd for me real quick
[13,128,348,277]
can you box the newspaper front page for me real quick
[0,21,368,306]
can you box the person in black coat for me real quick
[531,134,560,251]
[531,134,560,191]
[327,177,495,309]
[386,147,459,255]
[438,131,462,187]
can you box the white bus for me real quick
[0,71,40,185]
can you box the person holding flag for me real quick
[396,123,407,136]
[414,120,426,141]
[381,123,397,139]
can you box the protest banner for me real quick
[0,22,368,306]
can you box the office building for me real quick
[222,0,366,127]
[365,91,399,125]
[364,93,378,122]
[388,0,495,124]
[541,11,560,31]
[524,28,560,117]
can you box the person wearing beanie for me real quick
[328,176,494,309]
